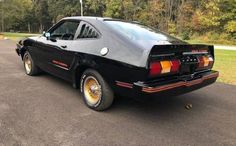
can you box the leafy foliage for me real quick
[0,0,235,41]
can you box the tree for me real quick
[1,0,33,32]
[0,0,235,43]
[85,0,105,17]
[191,0,221,33]
[177,0,195,35]
[35,0,52,32]
[137,0,166,30]
[104,0,124,19]
[219,0,236,38]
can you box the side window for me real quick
[77,23,99,39]
[50,21,80,40]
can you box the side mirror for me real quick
[44,32,57,42]
[43,32,57,42]
[45,32,51,40]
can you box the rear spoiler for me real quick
[150,44,214,58]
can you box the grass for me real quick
[2,32,40,41]
[214,50,236,85]
[2,33,236,85]
[187,39,211,45]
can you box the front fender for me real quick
[16,38,35,60]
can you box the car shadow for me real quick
[112,94,194,113]
[36,72,210,122]
[104,93,211,127]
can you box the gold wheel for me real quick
[83,76,102,106]
[24,54,32,74]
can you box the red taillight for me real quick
[150,62,162,76]
[171,60,181,72]
[208,56,214,68]
[149,60,181,77]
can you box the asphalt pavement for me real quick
[0,40,236,146]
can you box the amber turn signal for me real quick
[149,60,181,77]
[198,56,214,68]
[160,61,172,73]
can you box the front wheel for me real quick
[80,69,114,111]
[23,51,40,76]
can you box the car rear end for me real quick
[132,44,219,96]
[104,19,218,97]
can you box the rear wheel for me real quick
[80,69,114,111]
[23,51,40,76]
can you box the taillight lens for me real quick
[171,60,181,72]
[208,56,214,68]
[160,61,172,73]
[198,56,214,69]
[150,62,162,76]
[149,60,181,77]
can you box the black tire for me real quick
[80,69,114,111]
[23,51,40,76]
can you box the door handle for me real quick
[61,45,67,49]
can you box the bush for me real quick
[225,21,236,33]
[168,22,177,35]
[180,31,190,40]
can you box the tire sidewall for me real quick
[80,71,104,109]
[23,51,33,75]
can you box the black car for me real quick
[16,17,219,111]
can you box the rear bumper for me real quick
[116,71,219,97]
[140,71,219,93]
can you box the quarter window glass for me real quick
[50,21,80,40]
[78,23,99,39]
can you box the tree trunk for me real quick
[39,23,43,33]
[28,23,31,33]
[1,7,4,32]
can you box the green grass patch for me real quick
[214,50,236,85]
[3,32,40,41]
[187,39,209,45]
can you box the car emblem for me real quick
[100,47,109,56]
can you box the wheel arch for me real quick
[20,39,33,60]
[20,47,27,60]
[74,65,90,89]
[73,64,112,90]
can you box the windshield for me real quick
[104,20,185,44]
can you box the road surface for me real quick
[0,40,236,146]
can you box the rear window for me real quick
[104,20,184,43]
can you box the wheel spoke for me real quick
[83,76,102,105]
[24,54,32,74]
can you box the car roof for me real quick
[62,16,113,21]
